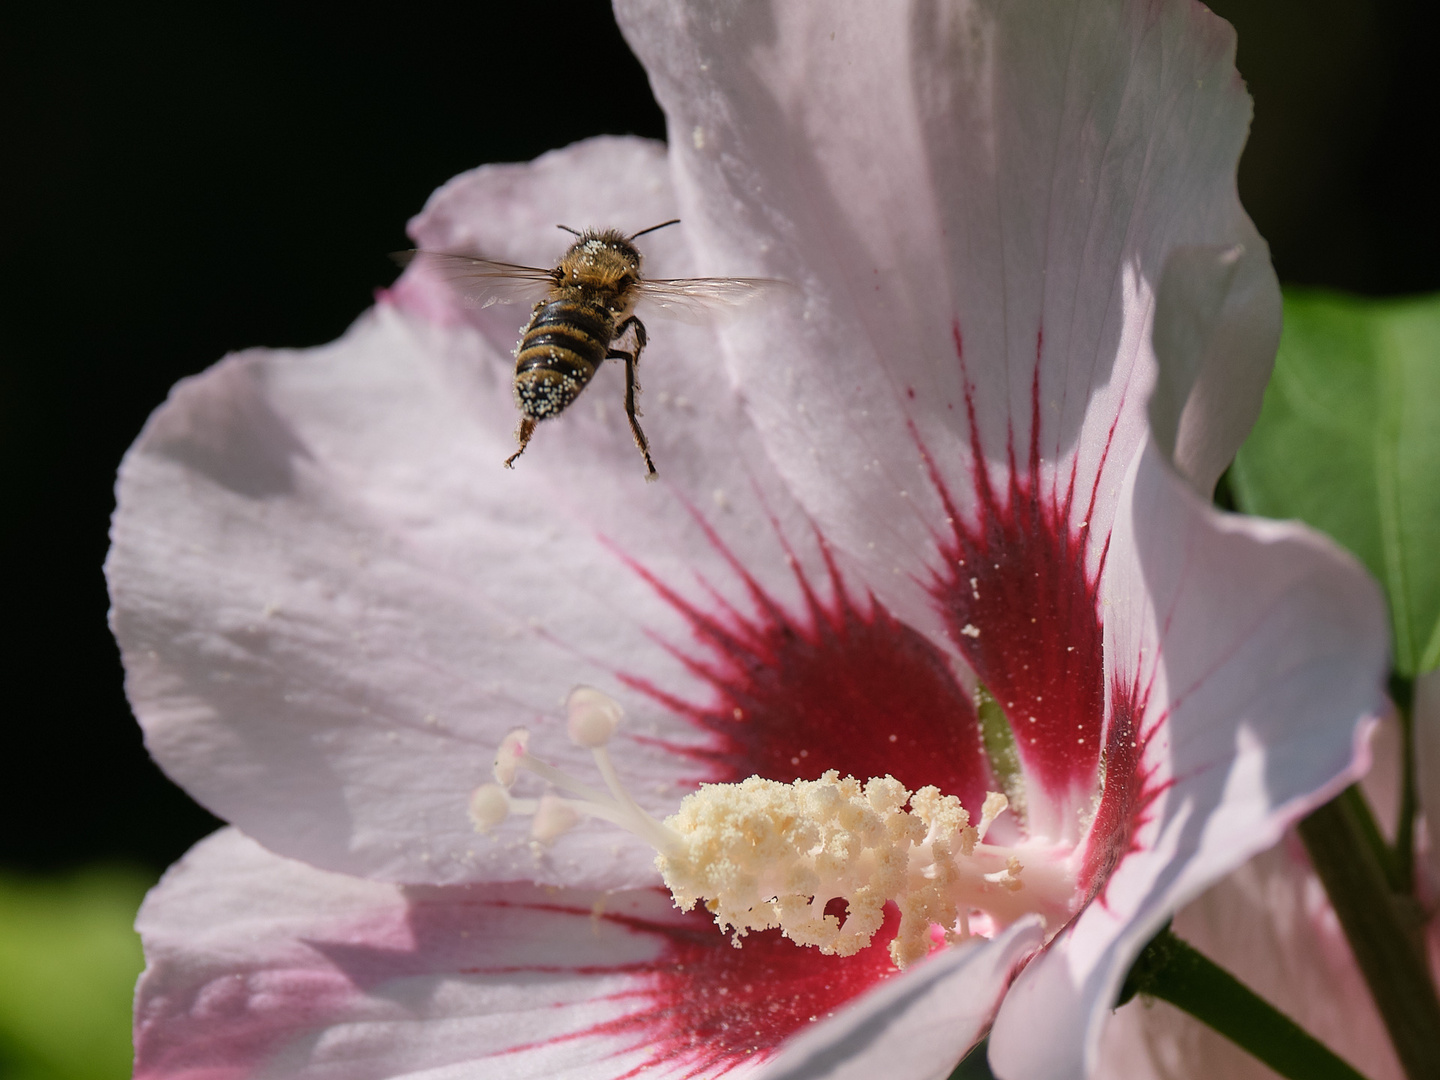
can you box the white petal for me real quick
[134,830,676,1080]
[619,0,1274,643]
[108,137,882,888]
[136,828,1022,1080]
[988,442,1389,1079]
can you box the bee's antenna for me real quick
[629,219,681,240]
[556,224,583,237]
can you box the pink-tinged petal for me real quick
[988,442,1389,1080]
[1148,244,1280,496]
[1417,668,1440,892]
[137,829,1024,1080]
[1095,838,1414,1080]
[1361,701,1405,835]
[109,136,1001,887]
[757,919,1043,1080]
[1098,996,1279,1080]
[619,0,1272,640]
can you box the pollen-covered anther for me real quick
[566,685,622,747]
[494,729,529,787]
[468,782,511,831]
[469,780,582,845]
[976,791,1009,841]
[984,855,1025,892]
[530,793,582,842]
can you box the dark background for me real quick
[2,0,1436,874]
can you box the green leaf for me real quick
[1231,290,1440,676]
[0,867,153,1080]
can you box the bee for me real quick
[398,221,784,479]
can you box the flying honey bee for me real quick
[397,221,786,479]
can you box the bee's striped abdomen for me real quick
[513,298,615,420]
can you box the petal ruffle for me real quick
[1147,244,1280,496]
[987,442,1389,1079]
[136,829,1033,1080]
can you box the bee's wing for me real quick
[393,250,557,308]
[635,276,797,324]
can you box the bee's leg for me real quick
[608,350,657,480]
[504,417,537,469]
[610,317,656,479]
[615,315,648,361]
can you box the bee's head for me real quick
[571,229,641,266]
[559,230,644,298]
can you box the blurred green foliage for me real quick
[0,868,153,1080]
[1232,290,1440,676]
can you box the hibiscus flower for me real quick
[107,2,1390,1078]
